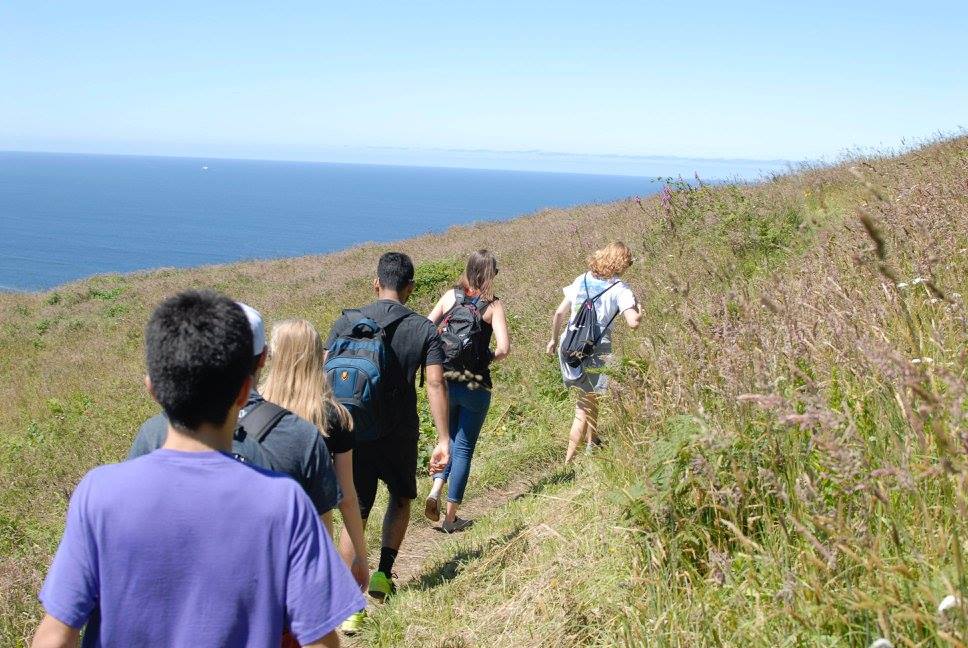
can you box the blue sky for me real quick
[1,1,965,175]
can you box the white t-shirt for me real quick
[562,272,636,347]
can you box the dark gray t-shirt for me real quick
[128,391,340,514]
[326,299,444,439]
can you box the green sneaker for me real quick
[340,610,366,635]
[368,570,396,600]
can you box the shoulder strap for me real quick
[454,287,467,304]
[239,400,291,443]
[372,303,414,330]
[590,280,618,302]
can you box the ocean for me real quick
[0,151,661,292]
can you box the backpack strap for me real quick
[590,280,618,302]
[593,309,622,346]
[239,400,291,443]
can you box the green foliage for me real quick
[411,258,464,303]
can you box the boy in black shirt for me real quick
[325,252,450,615]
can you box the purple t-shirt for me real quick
[39,450,365,647]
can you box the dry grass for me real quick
[1,135,965,646]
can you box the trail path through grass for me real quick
[343,473,545,645]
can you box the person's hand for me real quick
[429,440,450,475]
[350,554,369,591]
[545,339,558,356]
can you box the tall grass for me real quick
[609,137,968,645]
[1,135,964,646]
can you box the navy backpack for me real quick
[560,275,619,368]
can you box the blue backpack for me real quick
[325,307,411,442]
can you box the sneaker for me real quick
[441,517,474,534]
[368,570,396,601]
[424,494,441,522]
[340,610,366,635]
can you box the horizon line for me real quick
[0,145,799,180]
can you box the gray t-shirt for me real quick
[129,390,340,514]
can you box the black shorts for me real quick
[353,432,419,519]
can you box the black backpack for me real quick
[325,306,411,443]
[237,400,290,442]
[438,289,491,373]
[561,275,619,368]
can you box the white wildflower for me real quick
[912,277,925,285]
[896,282,909,289]
[938,594,959,614]
[911,357,934,365]
[870,639,893,648]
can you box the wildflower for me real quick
[896,282,909,289]
[911,357,934,364]
[911,277,925,285]
[869,640,893,648]
[938,594,959,614]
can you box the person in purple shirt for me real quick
[31,290,364,648]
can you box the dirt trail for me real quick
[391,478,534,586]
[342,476,540,644]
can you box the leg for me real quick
[582,392,600,445]
[428,387,462,502]
[381,494,411,552]
[343,441,379,567]
[565,391,597,463]
[373,432,419,589]
[444,386,490,523]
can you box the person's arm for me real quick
[427,289,456,324]
[303,630,340,648]
[334,451,368,590]
[546,297,572,355]
[489,300,511,362]
[619,286,641,330]
[31,615,79,648]
[623,303,642,329]
[425,363,450,475]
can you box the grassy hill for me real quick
[1,136,966,646]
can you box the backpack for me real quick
[231,400,290,466]
[561,275,620,368]
[237,400,290,442]
[324,306,411,443]
[438,289,491,374]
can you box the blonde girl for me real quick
[261,319,369,590]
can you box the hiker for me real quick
[260,319,369,591]
[324,251,450,632]
[546,241,641,463]
[31,290,363,648]
[129,301,342,533]
[423,250,510,533]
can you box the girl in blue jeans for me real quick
[424,250,510,533]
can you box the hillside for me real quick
[1,136,966,646]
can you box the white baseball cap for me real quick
[235,302,266,357]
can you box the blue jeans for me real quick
[433,381,492,503]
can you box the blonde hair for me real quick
[458,249,499,301]
[587,241,633,279]
[260,319,353,435]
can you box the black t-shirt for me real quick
[323,404,354,455]
[326,299,444,438]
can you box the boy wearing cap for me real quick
[32,290,363,648]
[129,300,342,528]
